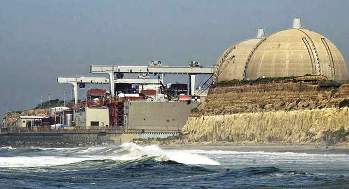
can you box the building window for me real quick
[91,121,99,127]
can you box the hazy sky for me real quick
[1,0,349,118]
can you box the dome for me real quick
[215,29,265,81]
[216,19,349,82]
[215,38,262,81]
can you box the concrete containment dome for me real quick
[215,29,264,81]
[216,18,349,82]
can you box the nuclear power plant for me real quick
[2,18,349,146]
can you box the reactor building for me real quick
[195,18,349,116]
[215,18,349,82]
[184,18,349,144]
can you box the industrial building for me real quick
[75,107,110,129]
[16,116,50,129]
[52,60,214,133]
[124,101,195,131]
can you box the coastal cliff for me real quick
[184,108,349,144]
[184,80,349,144]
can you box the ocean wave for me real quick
[0,145,348,188]
[0,146,16,150]
[0,143,220,168]
[117,143,220,165]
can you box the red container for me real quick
[140,89,157,96]
[179,94,191,101]
[87,88,107,97]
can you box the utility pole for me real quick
[63,90,66,107]
[48,93,51,107]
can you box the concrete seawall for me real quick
[0,131,180,147]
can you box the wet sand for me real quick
[161,143,349,154]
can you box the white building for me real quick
[17,116,48,128]
[75,107,110,128]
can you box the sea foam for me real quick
[0,143,220,167]
[118,143,220,165]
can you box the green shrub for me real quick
[322,127,349,145]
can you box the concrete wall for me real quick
[0,131,180,147]
[75,107,109,128]
[125,101,197,130]
[0,132,112,147]
[85,107,109,128]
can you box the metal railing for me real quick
[0,127,181,135]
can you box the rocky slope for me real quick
[185,80,349,144]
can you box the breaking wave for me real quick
[0,143,219,168]
[0,144,348,188]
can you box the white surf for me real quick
[0,143,220,167]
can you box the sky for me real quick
[0,0,349,118]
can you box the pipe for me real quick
[71,82,78,105]
[189,74,196,96]
[108,72,115,97]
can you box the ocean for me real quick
[0,143,348,189]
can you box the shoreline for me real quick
[155,142,349,154]
[1,142,349,154]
